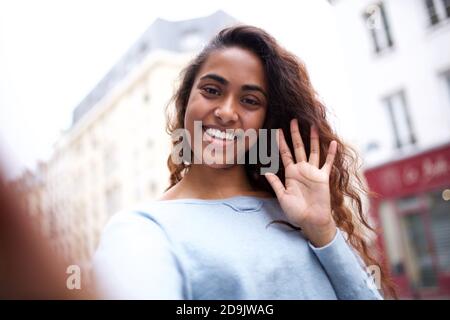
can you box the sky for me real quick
[0,0,355,179]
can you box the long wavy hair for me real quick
[164,25,396,298]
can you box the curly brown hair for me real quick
[164,25,397,298]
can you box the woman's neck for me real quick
[160,164,272,200]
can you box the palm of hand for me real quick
[264,119,338,244]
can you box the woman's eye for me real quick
[202,87,220,96]
[242,98,259,106]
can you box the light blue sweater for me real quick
[93,196,383,300]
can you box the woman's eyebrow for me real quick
[199,73,229,85]
[242,84,267,98]
[199,73,267,98]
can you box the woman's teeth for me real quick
[205,128,235,141]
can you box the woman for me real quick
[93,25,395,299]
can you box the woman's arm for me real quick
[264,119,383,299]
[308,229,383,300]
[92,211,185,299]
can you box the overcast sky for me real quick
[0,0,355,178]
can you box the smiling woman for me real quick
[92,25,397,299]
[183,47,269,168]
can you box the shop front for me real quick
[365,143,450,299]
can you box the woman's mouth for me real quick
[202,126,238,146]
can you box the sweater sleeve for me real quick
[92,211,186,299]
[308,229,384,300]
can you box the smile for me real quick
[203,126,238,142]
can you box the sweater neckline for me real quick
[155,195,277,213]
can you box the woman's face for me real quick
[184,46,268,168]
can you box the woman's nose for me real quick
[214,98,238,124]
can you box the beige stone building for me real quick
[14,11,236,271]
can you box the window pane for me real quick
[426,0,440,25]
[364,2,394,53]
[391,94,410,146]
[384,91,416,149]
[401,211,437,288]
[429,189,450,272]
[442,0,450,17]
[379,2,393,47]
[444,71,450,102]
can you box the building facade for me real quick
[330,0,450,298]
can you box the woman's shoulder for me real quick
[113,199,184,221]
[104,197,204,231]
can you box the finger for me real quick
[290,118,307,163]
[308,125,320,168]
[277,128,295,168]
[322,140,337,175]
[264,172,286,199]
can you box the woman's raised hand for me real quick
[265,118,338,247]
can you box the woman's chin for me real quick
[207,163,235,169]
[201,155,239,169]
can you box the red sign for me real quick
[365,143,450,198]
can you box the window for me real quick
[424,0,450,26]
[438,69,450,125]
[143,92,150,104]
[401,211,438,287]
[363,2,394,53]
[383,90,417,149]
[429,189,450,273]
[426,0,440,24]
[441,69,450,103]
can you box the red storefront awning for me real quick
[365,143,450,199]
